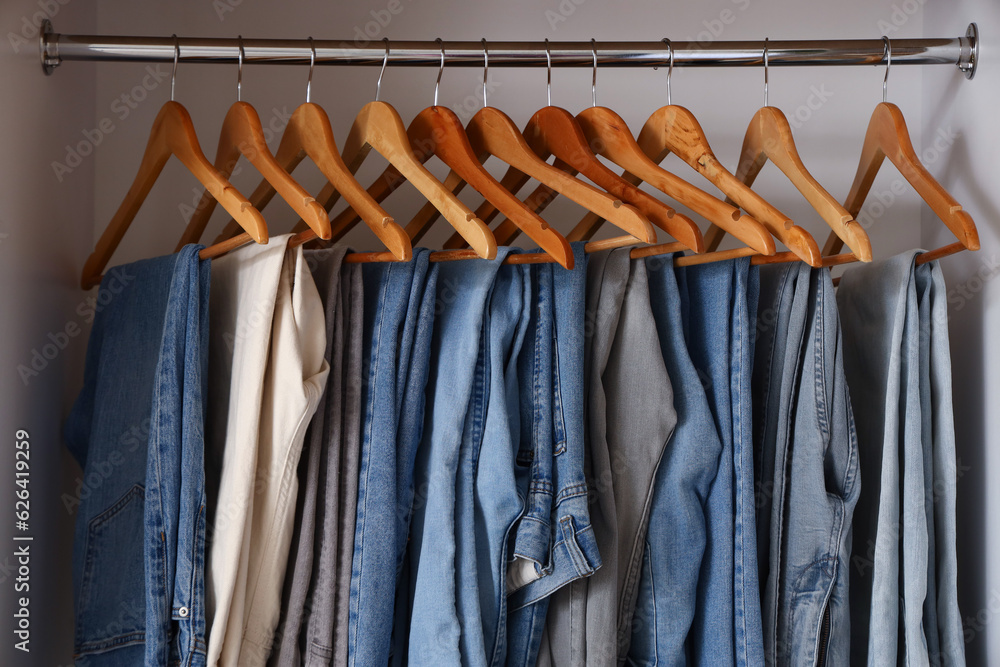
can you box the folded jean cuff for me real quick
[508,514,601,610]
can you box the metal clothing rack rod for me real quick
[40,21,980,79]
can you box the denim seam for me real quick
[761,265,792,652]
[75,631,147,656]
[617,436,669,656]
[553,482,589,504]
[151,368,170,640]
[813,276,831,439]
[551,327,568,456]
[785,553,840,665]
[349,264,393,658]
[558,516,589,576]
[732,264,751,667]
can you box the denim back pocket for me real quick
[75,484,147,655]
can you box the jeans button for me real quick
[177,606,189,618]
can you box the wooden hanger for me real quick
[516,40,704,253]
[569,46,774,255]
[289,39,496,259]
[633,41,821,266]
[332,40,653,254]
[825,38,978,257]
[716,40,871,261]
[389,40,571,267]
[205,39,411,260]
[178,37,330,254]
[81,38,265,289]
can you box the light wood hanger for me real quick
[714,39,872,261]
[389,40,571,267]
[81,37,266,289]
[634,40,821,266]
[205,39,411,260]
[179,36,330,256]
[289,39,497,260]
[517,40,704,253]
[825,37,978,258]
[569,41,774,256]
[336,40,654,255]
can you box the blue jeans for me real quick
[389,254,441,667]
[512,244,602,666]
[627,254,725,666]
[753,263,860,666]
[837,251,965,666]
[453,257,532,667]
[65,245,210,666]
[675,257,764,666]
[348,250,436,667]
[405,249,513,665]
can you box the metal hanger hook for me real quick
[882,35,891,102]
[545,38,552,107]
[591,38,598,107]
[306,36,315,103]
[434,38,445,106]
[482,38,489,108]
[763,37,769,107]
[170,34,179,101]
[236,35,244,102]
[376,38,389,101]
[662,38,674,105]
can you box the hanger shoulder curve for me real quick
[836,102,978,254]
[575,105,774,255]
[178,100,329,249]
[638,105,822,267]
[406,106,571,268]
[341,101,496,259]
[526,105,704,253]
[83,101,265,289]
[737,106,871,261]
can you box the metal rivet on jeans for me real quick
[177,606,189,618]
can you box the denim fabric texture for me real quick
[627,253,724,667]
[389,255,441,667]
[405,249,512,664]
[540,249,674,666]
[505,260,558,667]
[753,263,860,666]
[347,250,435,667]
[675,257,764,666]
[921,261,965,665]
[838,251,965,666]
[65,245,210,666]
[453,257,530,667]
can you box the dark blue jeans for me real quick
[66,245,210,666]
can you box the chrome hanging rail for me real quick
[39,21,979,80]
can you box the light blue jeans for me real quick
[65,245,210,666]
[675,257,764,666]
[837,251,965,666]
[348,250,436,667]
[456,258,532,667]
[405,249,513,665]
[627,253,725,666]
[753,263,860,666]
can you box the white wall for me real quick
[922,3,1000,664]
[1,0,993,664]
[0,1,96,664]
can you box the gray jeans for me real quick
[539,249,676,666]
[837,251,964,666]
